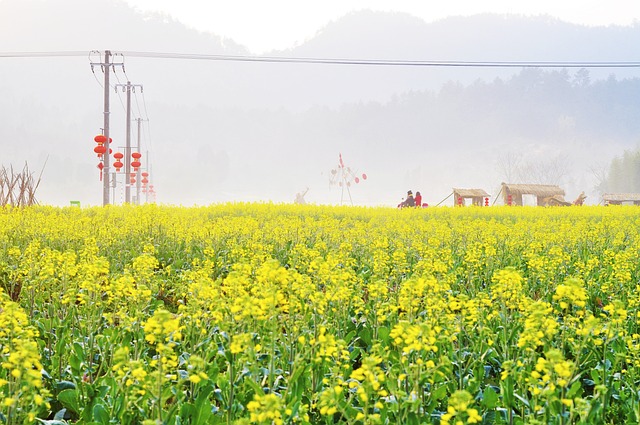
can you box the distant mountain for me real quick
[0,0,639,206]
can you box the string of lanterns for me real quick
[93,134,155,201]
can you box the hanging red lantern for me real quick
[97,162,104,181]
[142,177,149,184]
[113,160,124,171]
[94,145,107,156]
[141,172,149,177]
[355,177,360,184]
[362,173,367,180]
[131,152,142,159]
[113,152,124,160]
[131,160,141,171]
[94,135,107,144]
[130,177,136,184]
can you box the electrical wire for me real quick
[113,83,127,113]
[133,91,144,122]
[2,50,640,68]
[119,51,640,68]
[0,51,87,57]
[140,91,150,121]
[88,50,104,88]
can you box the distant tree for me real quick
[519,154,569,185]
[602,149,640,193]
[573,68,591,87]
[589,162,609,194]
[497,152,568,185]
[496,152,523,183]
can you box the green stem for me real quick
[158,352,163,424]
[228,355,235,425]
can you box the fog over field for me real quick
[0,0,639,206]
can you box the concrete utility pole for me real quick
[115,81,143,204]
[102,51,111,206]
[135,118,148,204]
[90,50,124,206]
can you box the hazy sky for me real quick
[125,0,640,53]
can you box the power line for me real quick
[121,51,640,68]
[2,50,640,68]
[0,51,87,58]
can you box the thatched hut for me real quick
[602,193,640,205]
[452,188,491,206]
[501,183,565,206]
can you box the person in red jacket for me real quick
[414,191,422,207]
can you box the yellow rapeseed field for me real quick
[0,203,639,424]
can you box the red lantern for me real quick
[141,172,149,177]
[97,162,104,181]
[131,152,142,159]
[355,177,360,184]
[113,161,124,171]
[362,173,367,180]
[142,178,149,184]
[94,145,107,156]
[114,152,124,160]
[131,161,141,171]
[130,177,136,184]
[94,134,107,144]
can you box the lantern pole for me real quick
[90,50,124,206]
[102,51,111,206]
[135,118,143,205]
[124,82,132,204]
[114,82,143,204]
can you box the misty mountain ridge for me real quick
[0,0,639,206]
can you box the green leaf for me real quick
[69,354,82,376]
[482,386,499,409]
[566,379,582,398]
[93,404,109,425]
[431,385,447,401]
[359,327,372,346]
[53,408,67,421]
[244,378,263,397]
[56,380,77,391]
[57,389,80,414]
[378,326,390,344]
[482,409,496,425]
[192,388,214,425]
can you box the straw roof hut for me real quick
[452,188,490,206]
[602,193,640,205]
[501,183,565,206]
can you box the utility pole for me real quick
[135,118,148,205]
[90,50,124,206]
[102,51,111,206]
[114,82,143,204]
